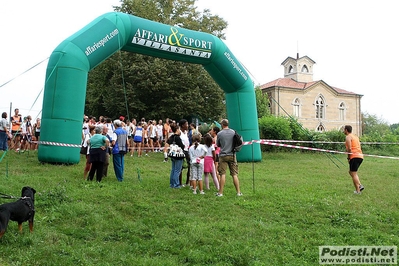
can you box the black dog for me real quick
[0,186,36,238]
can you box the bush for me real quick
[361,132,399,156]
[198,123,211,136]
[323,129,345,151]
[257,115,399,156]
[258,116,292,152]
[289,117,310,141]
[259,116,292,140]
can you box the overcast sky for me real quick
[1,0,397,124]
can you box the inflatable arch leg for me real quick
[38,12,261,163]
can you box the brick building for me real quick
[260,54,363,135]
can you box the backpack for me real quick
[167,135,185,159]
[232,130,243,152]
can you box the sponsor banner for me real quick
[129,26,213,60]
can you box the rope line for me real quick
[33,139,399,160]
[250,140,399,160]
[0,57,49,88]
[261,139,399,145]
[115,13,130,122]
[269,95,343,168]
[7,54,65,146]
[0,57,53,162]
[38,141,81,148]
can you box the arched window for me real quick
[339,102,346,120]
[316,124,325,132]
[288,65,294,73]
[267,93,273,114]
[301,65,309,73]
[315,95,326,119]
[292,98,300,117]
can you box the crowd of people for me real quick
[79,115,365,197]
[0,108,40,152]
[81,115,243,196]
[1,110,244,196]
[2,109,364,196]
[0,108,243,195]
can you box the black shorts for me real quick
[23,134,32,142]
[11,130,21,137]
[349,158,363,172]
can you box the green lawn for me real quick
[0,150,398,265]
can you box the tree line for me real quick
[85,0,226,122]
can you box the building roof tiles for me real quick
[260,78,357,95]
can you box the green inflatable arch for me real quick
[38,12,261,164]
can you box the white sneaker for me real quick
[215,193,223,197]
[354,191,361,194]
[200,191,205,195]
[237,192,243,196]
[193,190,197,195]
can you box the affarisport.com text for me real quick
[319,246,397,264]
[224,52,248,81]
[85,29,119,56]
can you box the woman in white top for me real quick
[155,120,163,152]
[132,121,143,157]
[148,120,157,153]
[83,125,95,179]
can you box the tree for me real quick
[390,123,399,133]
[85,0,228,122]
[361,112,390,136]
[255,87,270,118]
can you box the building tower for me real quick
[281,53,316,83]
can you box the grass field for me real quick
[0,150,398,265]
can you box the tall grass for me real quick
[0,150,398,265]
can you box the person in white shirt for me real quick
[188,134,207,194]
[178,119,191,187]
[0,112,11,151]
[20,116,33,151]
[132,121,143,157]
[104,118,114,136]
[155,119,163,151]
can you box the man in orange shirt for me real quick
[163,118,171,140]
[11,108,22,151]
[344,125,364,194]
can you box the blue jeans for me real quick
[170,158,183,188]
[113,153,125,181]
[0,131,8,151]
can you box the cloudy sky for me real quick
[1,0,397,124]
